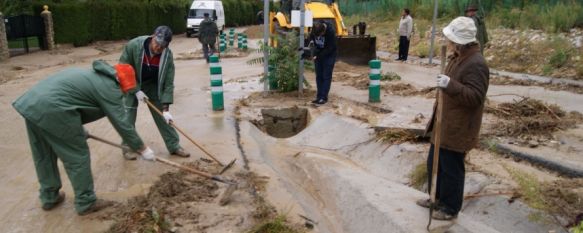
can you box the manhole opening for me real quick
[253,107,309,138]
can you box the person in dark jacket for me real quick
[309,20,337,105]
[12,61,155,216]
[199,13,219,63]
[465,4,488,54]
[416,16,490,220]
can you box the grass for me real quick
[8,37,40,49]
[247,214,303,233]
[572,221,583,233]
[380,71,401,81]
[504,165,548,210]
[408,162,427,190]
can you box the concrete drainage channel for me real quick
[252,107,309,138]
[238,108,571,233]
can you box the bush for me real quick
[542,3,580,33]
[31,1,186,46]
[29,0,259,46]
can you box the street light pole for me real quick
[428,0,438,64]
[298,0,305,96]
[263,0,270,95]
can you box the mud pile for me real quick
[486,98,583,137]
[176,48,250,61]
[100,161,221,233]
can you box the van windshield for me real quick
[188,9,215,19]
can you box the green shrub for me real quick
[248,32,309,92]
[542,3,580,33]
[547,37,573,69]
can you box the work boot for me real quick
[122,149,138,160]
[77,199,115,216]
[432,209,457,221]
[171,147,190,158]
[415,198,431,209]
[42,191,65,211]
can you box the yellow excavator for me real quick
[269,0,376,65]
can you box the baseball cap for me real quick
[443,17,477,45]
[153,25,173,48]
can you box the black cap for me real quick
[154,25,172,48]
[204,12,210,17]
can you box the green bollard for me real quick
[209,55,224,111]
[369,59,381,103]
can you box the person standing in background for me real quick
[396,8,413,61]
[199,13,219,63]
[465,4,489,54]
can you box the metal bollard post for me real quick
[368,59,381,103]
[209,55,224,111]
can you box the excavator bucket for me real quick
[337,35,377,65]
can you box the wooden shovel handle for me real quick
[144,99,224,166]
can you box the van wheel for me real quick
[186,32,192,38]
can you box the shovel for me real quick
[144,99,236,175]
[86,133,238,206]
[427,44,447,231]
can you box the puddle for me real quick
[253,107,309,138]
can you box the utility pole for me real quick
[428,0,438,64]
[263,0,270,95]
[298,0,305,96]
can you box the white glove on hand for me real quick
[437,74,451,88]
[140,147,155,161]
[163,111,173,124]
[135,91,149,102]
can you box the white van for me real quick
[186,0,225,37]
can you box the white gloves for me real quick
[163,111,173,124]
[140,147,155,161]
[437,74,450,88]
[136,91,148,102]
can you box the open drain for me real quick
[253,107,309,138]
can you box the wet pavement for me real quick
[0,30,578,232]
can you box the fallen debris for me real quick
[485,97,583,137]
[374,127,427,144]
[100,161,221,233]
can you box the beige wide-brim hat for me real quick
[443,16,477,45]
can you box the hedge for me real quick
[30,0,261,46]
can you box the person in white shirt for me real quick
[397,8,413,61]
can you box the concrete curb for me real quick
[494,143,583,178]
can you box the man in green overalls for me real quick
[120,25,190,159]
[13,61,155,215]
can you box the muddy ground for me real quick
[1,26,582,232]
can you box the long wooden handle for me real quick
[87,133,233,184]
[144,99,224,166]
[429,45,447,204]
[154,156,213,179]
[87,133,130,151]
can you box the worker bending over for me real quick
[13,61,155,216]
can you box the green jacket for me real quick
[120,36,175,104]
[12,60,145,150]
[199,18,218,45]
[471,15,489,47]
